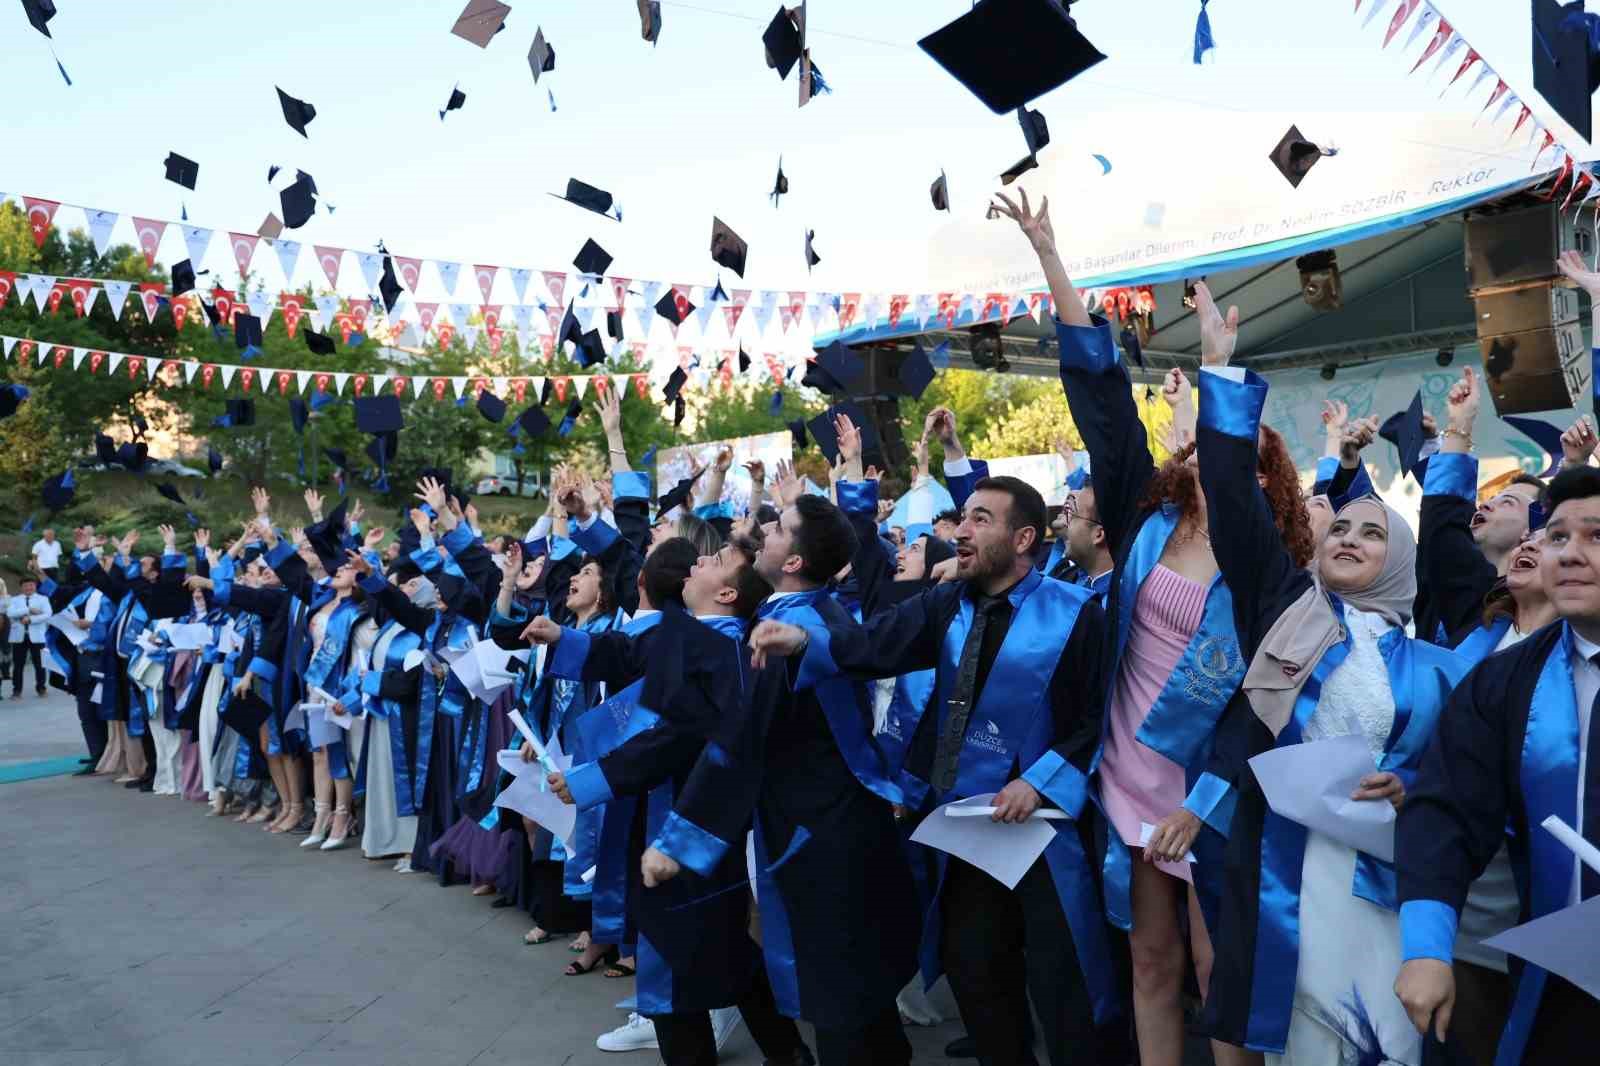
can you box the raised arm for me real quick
[1420,369,1498,646]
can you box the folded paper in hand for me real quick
[1248,733,1395,862]
[1481,816,1600,998]
[910,792,1058,890]
[494,736,576,848]
[450,639,529,702]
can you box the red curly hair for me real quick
[1139,424,1315,568]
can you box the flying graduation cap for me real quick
[557,398,583,437]
[656,290,693,326]
[171,259,196,296]
[1378,391,1429,480]
[550,178,621,221]
[280,170,318,229]
[304,328,337,355]
[919,0,1106,114]
[763,3,806,80]
[42,469,74,513]
[575,330,607,367]
[354,395,403,492]
[451,0,511,48]
[514,404,551,438]
[709,217,749,277]
[116,441,149,473]
[804,229,821,271]
[155,481,187,507]
[378,254,403,312]
[930,170,949,212]
[440,85,467,120]
[770,157,788,206]
[0,384,29,419]
[213,398,256,429]
[1533,0,1597,143]
[234,312,263,354]
[164,151,199,190]
[289,397,309,434]
[1268,125,1337,189]
[662,367,688,406]
[477,389,507,423]
[276,87,317,137]
[1002,106,1050,184]
[22,0,56,36]
[1502,415,1566,479]
[207,445,224,474]
[528,27,555,83]
[638,0,662,44]
[573,238,612,278]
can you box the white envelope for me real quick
[910,793,1057,890]
[1248,734,1395,862]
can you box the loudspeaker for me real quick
[859,395,910,469]
[1474,281,1588,414]
[1464,202,1588,291]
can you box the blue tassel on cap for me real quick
[1193,0,1215,64]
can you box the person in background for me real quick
[6,575,50,698]
[1063,486,1114,604]
[31,528,62,582]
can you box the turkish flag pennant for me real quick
[1383,0,1421,47]
[937,292,956,327]
[540,337,555,360]
[22,197,60,248]
[788,291,806,323]
[315,245,344,288]
[396,256,423,291]
[277,371,293,395]
[543,271,567,306]
[89,349,104,374]
[213,286,235,324]
[1448,48,1480,88]
[68,279,93,317]
[609,276,630,310]
[1511,104,1533,138]
[315,372,331,394]
[432,377,449,400]
[132,217,167,268]
[488,327,504,355]
[0,271,14,305]
[229,232,260,278]
[592,374,609,397]
[126,356,143,380]
[416,302,438,333]
[766,355,784,385]
[46,280,67,314]
[511,378,528,403]
[53,346,68,369]
[172,296,189,331]
[482,305,502,329]
[350,302,368,333]
[437,322,456,348]
[280,293,305,338]
[13,340,32,364]
[717,363,733,391]
[474,264,498,303]
[202,364,216,388]
[888,294,909,329]
[352,373,368,397]
[334,312,354,344]
[390,375,409,397]
[1410,19,1453,75]
[838,293,862,329]
[138,283,164,322]
[472,377,489,398]
[553,376,570,403]
[545,306,563,336]
[240,367,256,392]
[985,292,1010,322]
[626,373,644,400]
[1536,130,1558,170]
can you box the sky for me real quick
[0,1,1587,305]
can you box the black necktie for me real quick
[932,596,1004,793]
[1584,654,1600,899]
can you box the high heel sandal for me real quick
[206,791,230,817]
[269,803,304,834]
[319,806,352,851]
[246,804,275,824]
[564,946,620,977]
[300,802,332,848]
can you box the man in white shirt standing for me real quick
[30,528,62,582]
[6,577,51,698]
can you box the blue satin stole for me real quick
[1452,615,1513,667]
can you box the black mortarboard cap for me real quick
[573,238,612,277]
[551,178,618,220]
[281,170,318,229]
[763,3,805,80]
[365,431,397,467]
[606,309,624,340]
[477,389,507,423]
[289,397,309,434]
[709,217,748,278]
[42,469,73,512]
[201,297,221,329]
[95,433,117,466]
[302,498,350,573]
[1378,390,1426,479]
[771,157,789,206]
[787,419,807,452]
[539,378,554,406]
[576,329,607,368]
[804,229,820,271]
[156,481,185,506]
[656,290,692,326]
[806,400,880,466]
[931,170,949,212]
[164,151,199,190]
[215,398,256,428]
[515,404,551,438]
[892,342,936,400]
[738,348,751,373]
[1533,0,1595,143]
[323,447,349,471]
[234,312,262,350]
[639,0,662,44]
[354,395,404,434]
[1268,125,1329,189]
[304,328,336,355]
[662,367,688,405]
[657,476,695,516]
[276,87,317,137]
[558,304,581,349]
[768,390,784,417]
[673,396,686,427]
[171,259,196,297]
[116,441,149,472]
[810,341,866,393]
[528,27,555,82]
[1018,105,1049,154]
[379,255,403,313]
[558,397,583,437]
[22,0,56,37]
[208,445,224,473]
[1502,415,1565,478]
[1000,154,1038,185]
[440,86,467,120]
[0,383,28,419]
[919,0,1106,114]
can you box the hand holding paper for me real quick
[1248,734,1396,862]
[1479,817,1600,999]
[911,793,1058,890]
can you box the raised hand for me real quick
[1442,367,1479,450]
[834,413,862,465]
[1561,415,1598,468]
[464,501,480,530]
[989,188,1055,254]
[744,459,766,484]
[158,523,177,550]
[748,620,808,669]
[288,526,307,549]
[1192,281,1239,366]
[521,615,563,645]
[410,507,431,536]
[364,526,386,550]
[415,476,448,514]
[773,458,803,508]
[1557,248,1600,297]
[1161,367,1192,408]
[1340,415,1380,464]
[500,540,523,577]
[344,549,373,577]
[347,498,365,528]
[250,486,271,516]
[597,383,623,435]
[1321,399,1349,445]
[193,528,211,550]
[184,574,214,592]
[713,447,733,474]
[302,488,325,522]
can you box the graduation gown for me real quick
[651,589,919,1031]
[1417,452,1500,649]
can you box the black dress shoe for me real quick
[124,778,144,789]
[945,1035,978,1059]
[72,766,95,777]
[763,1047,816,1066]
[137,779,154,793]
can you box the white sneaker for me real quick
[596,1012,657,1052]
[711,1006,741,1051]
[392,857,412,873]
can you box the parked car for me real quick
[475,474,543,498]
[75,456,208,477]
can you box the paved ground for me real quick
[0,702,977,1066]
[1,686,84,768]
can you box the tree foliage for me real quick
[972,383,1177,464]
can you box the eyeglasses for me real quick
[1063,499,1101,527]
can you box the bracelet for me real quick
[1441,427,1472,444]
[608,447,628,454]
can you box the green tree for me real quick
[972,385,1176,463]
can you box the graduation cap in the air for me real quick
[440,85,467,120]
[357,396,403,492]
[1533,0,1597,143]
[738,348,752,374]
[768,390,785,417]
[763,3,806,80]
[1268,125,1336,189]
[930,170,950,212]
[378,255,403,313]
[606,309,624,340]
[207,445,224,474]
[234,312,262,353]
[557,398,583,437]
[116,441,149,473]
[805,400,880,466]
[304,329,336,356]
[22,0,56,36]
[451,0,510,48]
[573,238,612,278]
[1378,391,1428,480]
[171,259,196,297]
[0,384,29,419]
[514,404,551,439]
[213,398,256,429]
[557,305,582,351]
[788,418,808,452]
[528,27,555,83]
[276,87,316,137]
[164,151,199,190]
[539,378,554,406]
[477,389,507,423]
[657,476,696,517]
[280,170,318,229]
[770,157,789,206]
[257,213,284,239]
[804,341,866,394]
[710,217,749,278]
[551,178,620,220]
[804,229,821,271]
[662,366,688,405]
[301,497,350,573]
[42,469,74,512]
[323,447,349,472]
[289,397,309,435]
[155,481,186,507]
[919,0,1106,114]
[1002,106,1050,184]
[638,0,662,43]
[888,341,936,400]
[575,329,607,368]
[1502,415,1565,479]
[95,433,117,466]
[656,290,693,326]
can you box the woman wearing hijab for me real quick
[1154,362,1469,1065]
[995,189,1311,1066]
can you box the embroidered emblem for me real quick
[1195,635,1238,680]
[965,718,1008,755]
